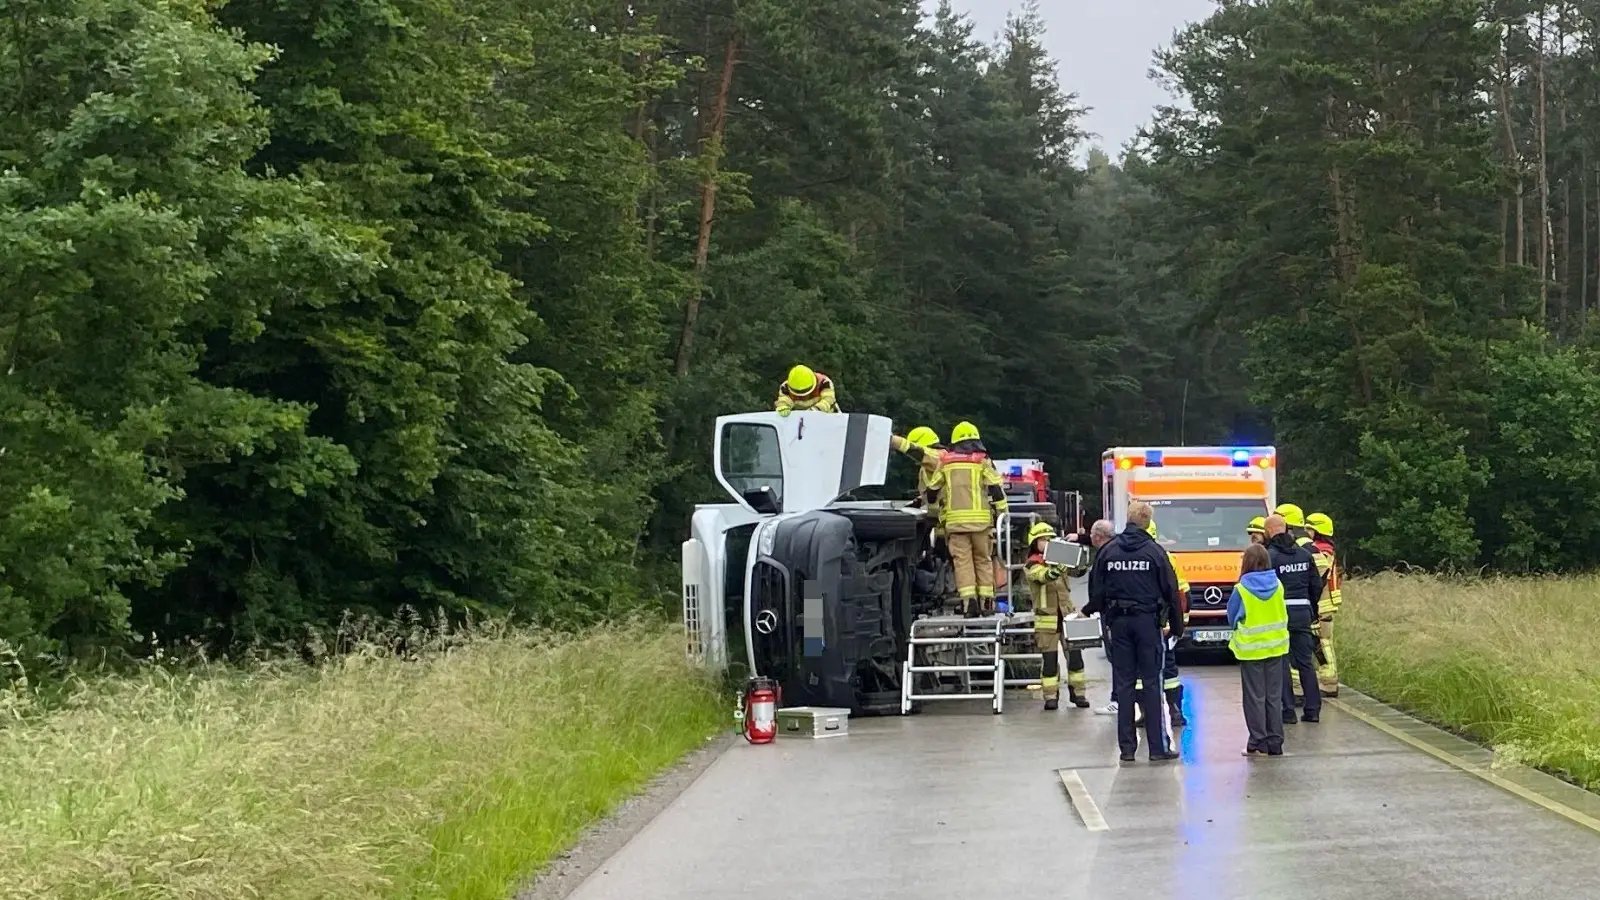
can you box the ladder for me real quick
[900,614,1008,714]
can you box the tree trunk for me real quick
[673,30,740,379]
[1581,154,1589,329]
[1536,6,1551,322]
[1499,23,1525,267]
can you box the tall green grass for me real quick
[1339,573,1600,789]
[0,622,725,900]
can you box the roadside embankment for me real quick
[0,623,724,900]
[1339,573,1600,790]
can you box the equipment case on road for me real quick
[776,707,850,739]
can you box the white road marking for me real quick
[1057,768,1110,831]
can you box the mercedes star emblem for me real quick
[1203,586,1225,603]
[755,609,779,635]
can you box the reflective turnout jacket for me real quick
[1027,551,1075,626]
[1311,536,1341,617]
[925,441,1007,533]
[774,373,839,414]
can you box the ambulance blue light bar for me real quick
[1145,450,1163,468]
[1231,449,1250,467]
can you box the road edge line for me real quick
[1328,694,1600,836]
[1057,768,1110,832]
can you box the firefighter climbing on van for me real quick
[890,427,943,513]
[925,421,1008,617]
[775,364,839,416]
[1306,512,1341,697]
[1026,521,1090,710]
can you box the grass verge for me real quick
[0,622,726,900]
[1339,573,1600,790]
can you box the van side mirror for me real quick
[742,487,781,515]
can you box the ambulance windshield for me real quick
[1147,499,1263,552]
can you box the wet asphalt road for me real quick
[563,652,1600,900]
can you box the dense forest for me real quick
[3,0,1598,655]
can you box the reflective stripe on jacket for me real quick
[1312,537,1341,616]
[1027,553,1073,631]
[927,449,1007,531]
[774,374,839,413]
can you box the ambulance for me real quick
[1100,446,1278,652]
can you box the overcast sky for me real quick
[942,0,1217,157]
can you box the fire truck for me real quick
[1100,446,1277,653]
[992,457,1083,530]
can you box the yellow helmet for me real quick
[950,421,980,443]
[1145,520,1158,538]
[1274,503,1306,528]
[1247,516,1266,535]
[906,426,940,448]
[786,364,818,395]
[1306,512,1334,537]
[1027,521,1057,544]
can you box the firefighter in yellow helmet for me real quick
[1145,518,1189,728]
[925,421,1008,616]
[775,364,839,416]
[890,427,943,514]
[890,427,951,597]
[1306,512,1341,697]
[1247,516,1266,545]
[1026,521,1090,709]
[1276,503,1312,546]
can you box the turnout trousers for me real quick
[1290,618,1340,697]
[1037,628,1087,701]
[1110,614,1169,758]
[946,527,995,609]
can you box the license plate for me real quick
[1191,629,1232,643]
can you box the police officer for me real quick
[1083,501,1182,763]
[1264,514,1326,725]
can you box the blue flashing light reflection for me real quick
[1145,449,1164,467]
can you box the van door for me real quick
[713,411,892,514]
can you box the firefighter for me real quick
[1145,518,1189,728]
[1081,501,1182,763]
[1264,514,1325,725]
[925,421,1008,617]
[1276,503,1313,546]
[775,364,839,415]
[1248,516,1266,545]
[891,427,943,513]
[1306,512,1341,697]
[891,427,952,601]
[1026,522,1091,710]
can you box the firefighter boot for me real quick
[1044,696,1059,711]
[1068,686,1090,708]
[1166,685,1188,728]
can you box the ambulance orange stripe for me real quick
[1131,479,1268,497]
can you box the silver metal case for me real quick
[776,706,850,739]
[1042,539,1088,569]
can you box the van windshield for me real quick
[1146,498,1264,552]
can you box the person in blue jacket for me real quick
[1228,543,1291,757]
